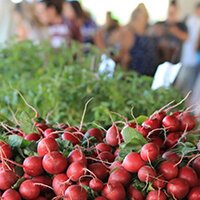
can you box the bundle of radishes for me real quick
[0,105,199,200]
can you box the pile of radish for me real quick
[0,103,200,200]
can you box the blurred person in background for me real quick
[41,0,81,48]
[114,3,159,76]
[154,0,188,64]
[0,0,15,45]
[175,2,200,99]
[94,11,120,49]
[14,2,48,43]
[64,0,97,44]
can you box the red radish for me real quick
[167,178,189,199]
[127,122,136,128]
[136,126,150,137]
[142,118,161,130]
[42,151,67,174]
[0,141,12,159]
[178,166,198,187]
[165,132,181,148]
[151,111,166,122]
[98,151,115,163]
[64,185,87,200]
[152,175,166,189]
[88,163,109,181]
[198,140,200,151]
[32,175,52,192]
[37,137,58,157]
[52,174,71,196]
[43,128,58,139]
[66,161,85,182]
[62,131,82,145]
[108,167,131,186]
[127,185,144,200]
[162,115,180,132]
[0,162,14,172]
[158,161,178,180]
[150,137,163,148]
[95,197,107,200]
[179,112,196,131]
[138,165,156,182]
[35,122,49,134]
[188,186,200,200]
[109,160,122,170]
[192,157,200,176]
[162,151,180,163]
[140,143,159,162]
[86,128,103,141]
[35,197,46,200]
[23,156,43,177]
[2,189,21,200]
[105,124,121,147]
[102,182,125,200]
[68,149,87,165]
[114,148,120,157]
[64,126,78,132]
[78,177,91,187]
[96,143,112,153]
[122,152,146,173]
[0,170,17,190]
[146,190,167,200]
[19,180,40,200]
[24,133,41,141]
[89,178,104,191]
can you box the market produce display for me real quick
[0,101,199,200]
[0,41,183,125]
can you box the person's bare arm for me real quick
[94,29,107,49]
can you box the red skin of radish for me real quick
[0,162,14,172]
[188,186,200,200]
[42,151,67,174]
[108,166,131,186]
[162,151,180,163]
[150,137,164,148]
[64,185,87,200]
[19,180,40,200]
[114,148,120,157]
[151,111,166,122]
[86,128,103,141]
[138,165,157,182]
[127,185,144,200]
[35,123,49,134]
[96,143,112,153]
[140,142,159,162]
[158,161,178,180]
[127,122,136,128]
[105,124,121,147]
[101,182,126,200]
[178,166,199,187]
[165,132,181,148]
[95,197,108,200]
[32,175,52,192]
[152,175,166,189]
[162,115,181,132]
[88,163,109,181]
[89,178,104,191]
[2,189,21,200]
[35,197,46,200]
[167,178,189,199]
[66,161,85,182]
[0,141,12,159]
[146,190,167,200]
[52,173,71,196]
[193,157,200,177]
[23,156,43,177]
[136,126,150,137]
[98,151,115,163]
[64,126,78,132]
[109,160,122,170]
[198,140,200,151]
[43,128,58,139]
[78,177,91,187]
[0,170,18,190]
[24,133,41,141]
[179,112,196,131]
[67,149,87,165]
[37,137,58,157]
[62,131,82,145]
[142,118,161,130]
[122,152,146,173]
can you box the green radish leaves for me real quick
[119,127,147,158]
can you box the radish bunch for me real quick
[0,105,199,200]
